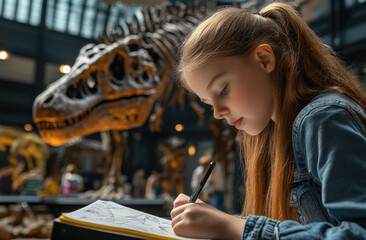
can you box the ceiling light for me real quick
[0,50,9,60]
[175,124,184,132]
[60,65,71,74]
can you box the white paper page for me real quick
[62,200,208,240]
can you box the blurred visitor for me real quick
[60,163,84,197]
[132,169,146,198]
[145,170,163,199]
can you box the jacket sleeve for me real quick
[242,105,366,240]
[242,215,366,240]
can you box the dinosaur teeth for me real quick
[38,95,150,130]
[66,118,72,125]
[37,110,142,130]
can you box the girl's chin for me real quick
[242,125,266,136]
[242,118,272,136]
[243,130,261,136]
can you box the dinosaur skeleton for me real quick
[33,2,213,198]
[33,1,306,199]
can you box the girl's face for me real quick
[184,44,275,135]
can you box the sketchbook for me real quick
[58,200,207,240]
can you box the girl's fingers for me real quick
[170,195,247,240]
[173,193,205,208]
[170,203,187,219]
[171,209,184,227]
[173,193,190,208]
[172,219,192,238]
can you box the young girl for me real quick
[170,3,366,240]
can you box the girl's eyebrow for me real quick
[206,71,226,90]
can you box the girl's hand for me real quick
[170,194,246,240]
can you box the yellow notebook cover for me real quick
[60,200,208,240]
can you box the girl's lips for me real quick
[234,117,243,128]
[228,118,243,128]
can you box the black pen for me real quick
[188,161,216,203]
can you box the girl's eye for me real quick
[220,84,229,96]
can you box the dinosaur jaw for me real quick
[34,98,154,146]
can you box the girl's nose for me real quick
[213,106,229,119]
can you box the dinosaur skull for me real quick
[33,35,161,146]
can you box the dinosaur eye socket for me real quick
[66,85,74,99]
[66,82,82,99]
[109,54,125,80]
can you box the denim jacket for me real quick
[242,91,366,239]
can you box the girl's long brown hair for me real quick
[178,3,366,221]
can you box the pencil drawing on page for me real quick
[62,200,196,239]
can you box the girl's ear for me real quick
[253,44,276,73]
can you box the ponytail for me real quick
[261,3,365,221]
